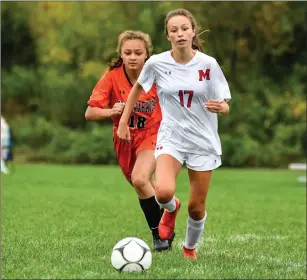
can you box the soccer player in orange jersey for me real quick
[85,30,174,252]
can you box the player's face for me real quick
[121,39,147,71]
[166,15,195,50]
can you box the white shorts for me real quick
[155,144,221,171]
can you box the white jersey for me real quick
[138,50,231,155]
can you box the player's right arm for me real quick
[117,82,143,141]
[85,71,125,121]
[85,103,125,121]
[117,57,155,141]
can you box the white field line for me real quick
[174,234,288,249]
[288,163,307,170]
[172,234,304,272]
[228,234,288,242]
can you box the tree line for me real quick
[1,1,306,167]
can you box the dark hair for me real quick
[108,30,153,70]
[164,8,204,52]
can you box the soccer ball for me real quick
[111,237,152,272]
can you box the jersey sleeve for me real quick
[137,57,156,93]
[211,59,231,102]
[87,70,113,108]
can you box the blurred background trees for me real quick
[1,1,306,166]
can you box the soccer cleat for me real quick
[152,232,176,252]
[182,246,197,260]
[167,232,175,249]
[152,235,170,252]
[158,197,181,240]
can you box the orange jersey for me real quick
[88,65,162,130]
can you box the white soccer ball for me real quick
[111,237,152,273]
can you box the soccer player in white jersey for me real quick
[117,8,231,260]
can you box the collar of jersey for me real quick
[122,64,133,87]
[168,50,199,67]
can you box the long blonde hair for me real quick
[108,30,153,70]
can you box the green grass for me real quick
[1,164,306,279]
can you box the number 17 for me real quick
[178,90,194,108]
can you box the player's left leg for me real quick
[131,149,156,199]
[183,153,221,260]
[183,169,211,260]
[132,125,160,199]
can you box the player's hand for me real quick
[110,102,125,117]
[204,100,229,115]
[117,123,131,142]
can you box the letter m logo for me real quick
[198,69,210,81]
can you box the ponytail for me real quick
[192,36,204,52]
[108,56,123,70]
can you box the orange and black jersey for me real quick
[88,64,162,130]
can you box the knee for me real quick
[155,183,174,203]
[188,201,205,220]
[131,172,148,191]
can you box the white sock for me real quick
[155,196,176,212]
[1,159,9,174]
[184,212,207,249]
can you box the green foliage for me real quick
[1,2,37,70]
[2,66,42,115]
[2,66,100,128]
[2,2,306,166]
[37,67,98,128]
[9,117,116,164]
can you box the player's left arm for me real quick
[205,99,229,115]
[205,59,231,116]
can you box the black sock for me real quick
[139,196,161,237]
[160,207,164,218]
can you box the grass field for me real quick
[1,164,306,279]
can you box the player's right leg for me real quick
[155,146,182,240]
[1,158,9,174]
[114,128,170,252]
[131,149,171,252]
